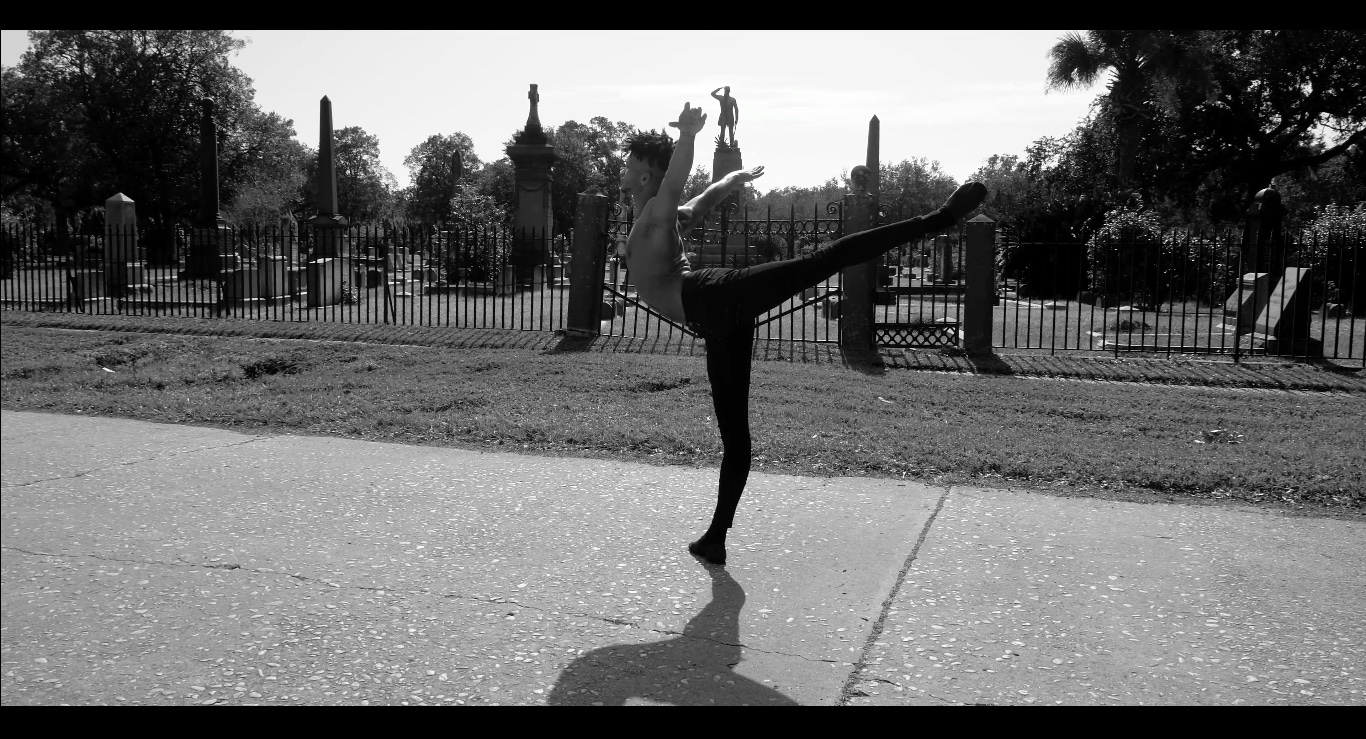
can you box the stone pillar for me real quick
[1243,185,1283,275]
[505,84,557,288]
[865,115,880,202]
[102,192,144,296]
[937,238,954,283]
[565,191,610,337]
[307,95,349,307]
[187,98,235,278]
[963,214,996,357]
[840,190,878,350]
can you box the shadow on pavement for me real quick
[546,565,799,706]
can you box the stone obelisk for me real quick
[186,98,235,278]
[505,84,557,289]
[307,95,349,306]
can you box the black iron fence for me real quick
[0,221,569,331]
[5,215,1360,365]
[985,226,1363,364]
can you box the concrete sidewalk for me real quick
[2,410,1362,706]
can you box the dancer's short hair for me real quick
[624,130,674,173]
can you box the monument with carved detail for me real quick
[506,84,557,289]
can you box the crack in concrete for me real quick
[4,436,272,488]
[837,485,953,706]
[0,545,835,666]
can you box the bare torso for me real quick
[624,198,691,324]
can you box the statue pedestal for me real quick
[712,146,744,205]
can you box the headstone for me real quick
[306,258,346,307]
[1222,272,1273,332]
[1254,267,1320,356]
[103,193,140,263]
[222,267,262,303]
[257,256,289,299]
[102,193,145,295]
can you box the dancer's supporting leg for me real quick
[687,324,753,565]
[684,183,986,565]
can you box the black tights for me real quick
[680,207,956,534]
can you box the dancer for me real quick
[619,102,987,565]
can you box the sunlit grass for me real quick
[2,326,1361,514]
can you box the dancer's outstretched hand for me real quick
[735,166,765,183]
[669,102,707,136]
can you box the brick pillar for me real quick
[840,190,877,350]
[566,192,609,337]
[963,214,996,357]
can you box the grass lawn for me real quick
[1,325,1361,516]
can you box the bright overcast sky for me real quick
[2,30,1099,194]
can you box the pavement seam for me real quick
[2,436,273,488]
[837,485,953,706]
[0,545,837,667]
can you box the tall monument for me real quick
[506,84,557,288]
[306,95,349,306]
[186,98,235,278]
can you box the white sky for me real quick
[2,30,1100,194]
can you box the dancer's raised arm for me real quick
[656,102,706,209]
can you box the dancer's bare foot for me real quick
[944,182,988,222]
[688,537,727,565]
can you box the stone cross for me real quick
[527,84,542,131]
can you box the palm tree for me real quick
[1046,30,1214,194]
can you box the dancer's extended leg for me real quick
[683,183,987,566]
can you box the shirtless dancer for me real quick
[620,102,987,565]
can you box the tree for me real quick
[1,64,105,247]
[1169,30,1366,210]
[469,159,516,220]
[403,132,479,223]
[1046,30,1215,193]
[220,109,312,225]
[682,166,710,204]
[874,157,959,222]
[541,117,637,233]
[333,126,397,223]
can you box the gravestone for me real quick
[1253,267,1321,356]
[102,193,147,295]
[1222,272,1273,332]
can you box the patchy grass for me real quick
[1,326,1362,515]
